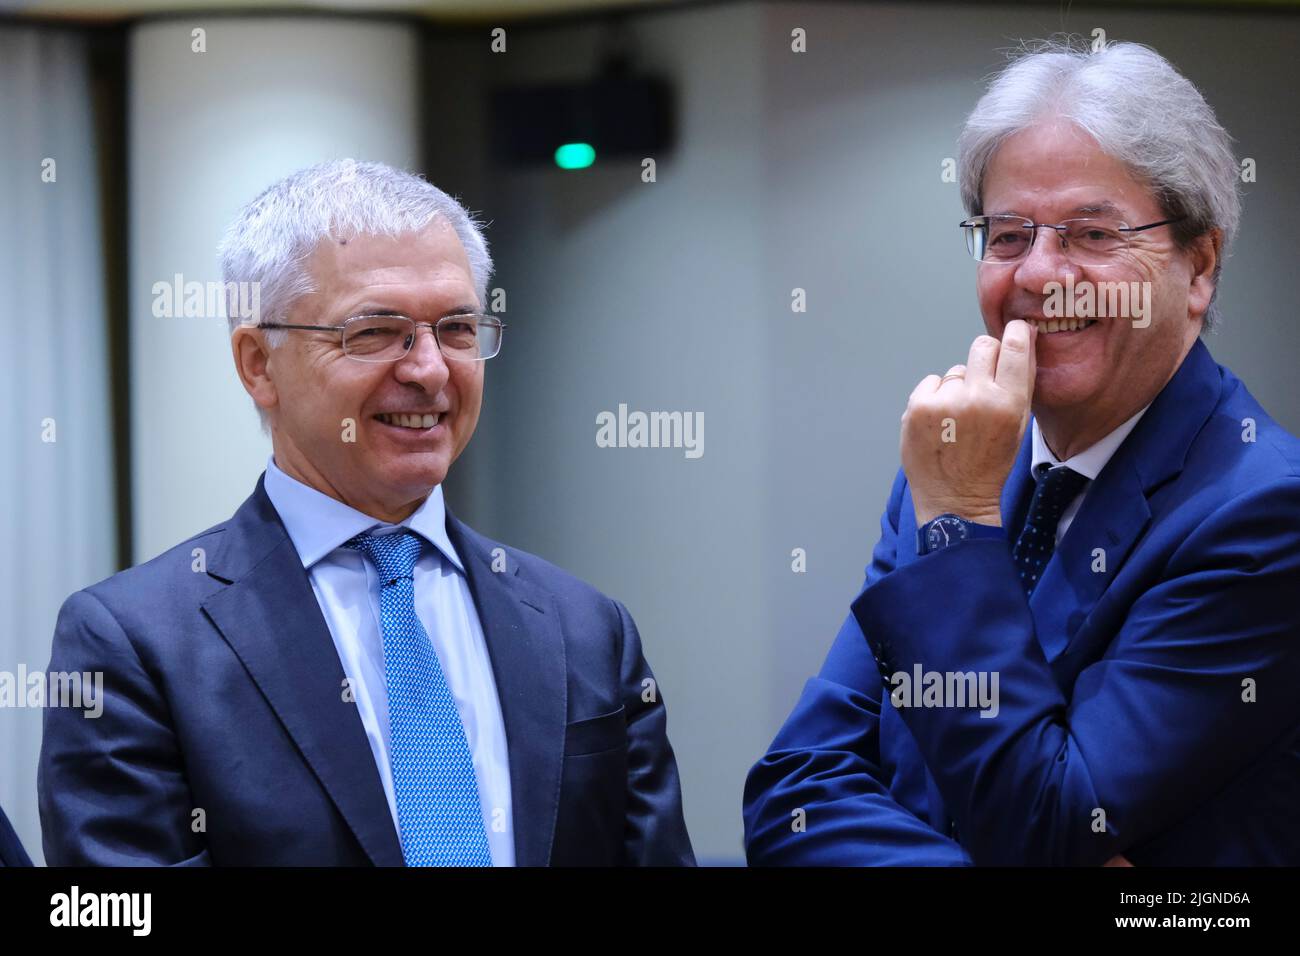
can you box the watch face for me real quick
[925,515,967,551]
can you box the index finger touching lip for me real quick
[995,319,1035,398]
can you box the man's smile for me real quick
[373,410,445,429]
[1028,317,1098,334]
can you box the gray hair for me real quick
[957,37,1240,331]
[219,158,493,341]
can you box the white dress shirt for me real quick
[263,456,514,866]
[1030,405,1150,544]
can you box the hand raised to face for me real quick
[900,319,1038,527]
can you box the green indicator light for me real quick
[554,143,596,169]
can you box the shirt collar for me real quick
[1031,404,1151,481]
[262,455,464,573]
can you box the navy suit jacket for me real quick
[39,476,694,866]
[0,804,32,867]
[745,339,1300,865]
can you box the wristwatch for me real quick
[916,513,1004,555]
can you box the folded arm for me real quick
[852,477,1300,865]
[744,470,972,866]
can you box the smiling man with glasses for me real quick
[39,159,694,867]
[745,39,1300,866]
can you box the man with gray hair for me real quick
[39,159,694,866]
[745,39,1300,865]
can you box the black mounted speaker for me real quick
[490,74,674,168]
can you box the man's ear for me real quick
[1186,227,1222,322]
[231,326,279,416]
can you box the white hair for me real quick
[957,37,1241,331]
[219,158,493,339]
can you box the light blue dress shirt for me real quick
[263,457,515,866]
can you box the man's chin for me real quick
[1031,368,1102,411]
[371,455,450,492]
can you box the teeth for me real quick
[1033,319,1095,334]
[376,412,441,429]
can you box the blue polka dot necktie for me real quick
[1011,465,1089,597]
[345,530,492,867]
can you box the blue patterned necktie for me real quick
[1011,464,1089,597]
[345,530,492,867]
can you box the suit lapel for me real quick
[1029,460,1150,663]
[445,512,567,868]
[200,475,404,866]
[1027,339,1223,664]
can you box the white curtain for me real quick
[0,26,116,866]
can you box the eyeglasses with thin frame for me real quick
[257,313,507,363]
[958,214,1185,266]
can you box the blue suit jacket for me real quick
[744,339,1300,865]
[39,476,694,866]
[0,804,32,867]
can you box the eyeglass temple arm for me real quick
[1119,216,1185,234]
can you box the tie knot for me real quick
[1029,465,1092,512]
[344,530,423,584]
[1036,464,1089,499]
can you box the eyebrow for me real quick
[986,201,1125,219]
[351,305,479,319]
[1071,201,1124,217]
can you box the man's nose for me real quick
[1014,226,1077,291]
[395,324,451,387]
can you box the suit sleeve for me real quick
[612,599,696,865]
[38,589,210,866]
[742,469,972,865]
[0,805,33,867]
[851,476,1300,865]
